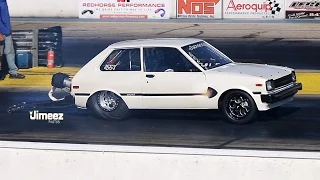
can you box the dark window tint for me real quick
[143,47,200,72]
[100,48,141,71]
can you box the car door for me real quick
[99,47,143,109]
[141,47,208,109]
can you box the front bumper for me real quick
[261,83,302,103]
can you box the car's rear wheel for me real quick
[88,91,130,121]
[221,90,257,124]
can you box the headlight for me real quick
[266,80,275,91]
[292,71,296,82]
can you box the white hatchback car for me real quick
[68,38,302,124]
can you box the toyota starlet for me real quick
[51,38,302,124]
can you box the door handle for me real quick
[146,74,155,78]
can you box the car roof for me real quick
[108,38,203,49]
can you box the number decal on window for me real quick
[104,64,117,71]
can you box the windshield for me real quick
[181,41,233,70]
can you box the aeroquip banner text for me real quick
[285,0,320,19]
[79,0,171,19]
[177,0,223,19]
[223,0,285,19]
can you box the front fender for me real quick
[206,85,260,109]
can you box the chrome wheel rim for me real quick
[226,94,250,120]
[97,91,119,112]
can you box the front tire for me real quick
[221,90,257,124]
[88,91,130,121]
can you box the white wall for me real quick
[5,0,316,19]
[7,0,177,18]
[7,0,78,17]
[1,141,320,180]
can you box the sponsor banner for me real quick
[177,0,223,19]
[285,0,320,19]
[223,0,285,19]
[79,0,170,19]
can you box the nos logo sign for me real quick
[177,0,222,19]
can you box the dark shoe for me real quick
[0,71,5,80]
[9,73,25,79]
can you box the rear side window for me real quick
[100,48,141,71]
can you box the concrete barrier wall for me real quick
[7,0,78,18]
[7,0,317,20]
[7,0,177,18]
[0,141,320,180]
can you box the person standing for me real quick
[0,0,25,79]
[0,33,5,80]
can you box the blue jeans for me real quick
[4,35,18,75]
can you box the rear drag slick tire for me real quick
[88,91,130,121]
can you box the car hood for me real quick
[207,63,292,80]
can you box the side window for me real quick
[143,47,200,72]
[100,48,141,71]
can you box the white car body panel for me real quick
[209,63,293,80]
[142,72,207,109]
[70,38,301,112]
[73,71,144,109]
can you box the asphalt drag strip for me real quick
[0,89,320,151]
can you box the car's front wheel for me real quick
[221,90,257,124]
[88,91,130,121]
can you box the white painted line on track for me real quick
[1,140,320,160]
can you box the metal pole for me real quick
[32,29,39,67]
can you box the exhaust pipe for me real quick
[51,72,72,89]
[49,73,73,102]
